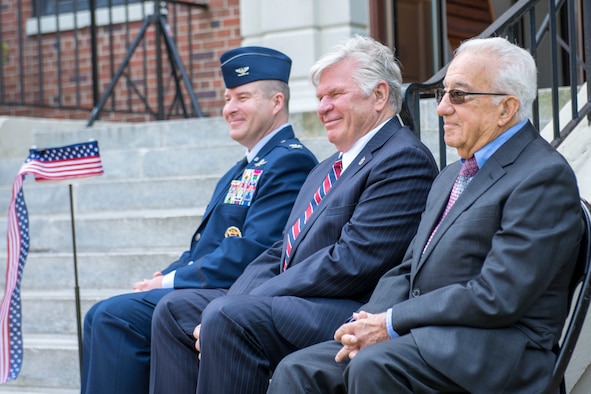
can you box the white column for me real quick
[240,0,369,112]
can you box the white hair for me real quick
[309,35,403,113]
[454,37,537,120]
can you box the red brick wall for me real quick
[0,0,241,122]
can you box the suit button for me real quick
[412,288,421,297]
[194,233,201,242]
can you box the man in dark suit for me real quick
[148,35,439,394]
[268,37,584,394]
[80,46,318,394]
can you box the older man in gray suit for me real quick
[269,36,584,394]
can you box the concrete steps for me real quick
[0,114,333,392]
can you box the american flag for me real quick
[0,141,103,383]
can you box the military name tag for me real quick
[224,169,263,206]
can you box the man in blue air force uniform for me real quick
[81,46,318,394]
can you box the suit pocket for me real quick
[215,203,249,222]
[324,202,357,217]
[454,203,499,225]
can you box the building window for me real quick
[34,0,142,17]
[27,1,151,35]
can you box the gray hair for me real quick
[309,35,403,113]
[454,37,537,120]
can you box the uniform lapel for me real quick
[201,158,248,222]
[202,126,296,223]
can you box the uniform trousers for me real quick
[82,288,173,394]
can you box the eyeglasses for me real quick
[435,88,508,105]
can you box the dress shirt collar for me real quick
[471,119,527,169]
[340,118,389,173]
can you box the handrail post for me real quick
[401,83,421,138]
[584,0,591,124]
[89,0,99,107]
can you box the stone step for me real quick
[31,117,230,151]
[20,288,129,335]
[0,208,202,254]
[0,388,78,394]
[0,334,81,392]
[11,250,179,290]
[0,143,244,188]
[0,136,333,214]
[29,112,330,153]
[0,174,221,215]
[0,137,332,188]
[0,136,332,190]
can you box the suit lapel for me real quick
[286,117,401,260]
[417,122,538,269]
[412,162,459,265]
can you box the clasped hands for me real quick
[194,324,202,359]
[334,310,390,362]
[132,272,163,292]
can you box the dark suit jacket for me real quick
[158,126,317,291]
[228,117,439,348]
[363,121,584,393]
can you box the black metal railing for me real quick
[402,0,591,168]
[0,0,208,122]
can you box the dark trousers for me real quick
[268,335,466,394]
[149,288,227,393]
[81,288,173,394]
[196,295,299,394]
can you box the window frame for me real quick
[34,0,142,17]
[26,1,153,35]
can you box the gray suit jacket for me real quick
[363,121,584,393]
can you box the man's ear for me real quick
[498,96,520,127]
[373,81,389,111]
[272,92,285,114]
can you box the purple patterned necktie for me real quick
[283,158,343,270]
[423,157,479,253]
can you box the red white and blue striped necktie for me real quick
[283,157,343,270]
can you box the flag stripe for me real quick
[20,156,104,181]
[0,141,103,383]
